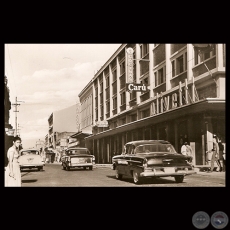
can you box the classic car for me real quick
[61,147,95,171]
[112,140,196,184]
[18,149,45,171]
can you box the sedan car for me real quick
[61,147,95,171]
[18,149,45,171]
[112,140,196,184]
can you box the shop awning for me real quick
[85,98,225,140]
[70,131,92,139]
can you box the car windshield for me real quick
[21,151,39,155]
[68,149,90,155]
[135,144,176,154]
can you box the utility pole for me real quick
[12,97,25,136]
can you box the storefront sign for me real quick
[126,47,134,83]
[7,129,15,136]
[126,83,149,92]
[96,120,109,127]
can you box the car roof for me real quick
[19,149,40,153]
[125,140,170,146]
[67,147,88,150]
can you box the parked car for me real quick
[61,147,95,171]
[18,149,45,171]
[112,140,196,184]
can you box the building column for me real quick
[125,46,131,111]
[165,44,171,90]
[102,72,106,120]
[116,56,120,114]
[216,44,224,68]
[135,44,141,104]
[149,44,154,97]
[97,77,101,121]
[187,44,194,81]
[109,64,113,116]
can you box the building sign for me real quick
[150,79,200,115]
[126,83,150,92]
[7,129,15,136]
[96,120,109,127]
[126,47,134,83]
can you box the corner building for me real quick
[84,44,225,166]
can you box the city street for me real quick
[21,163,226,187]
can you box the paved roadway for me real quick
[21,163,226,187]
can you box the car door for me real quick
[124,144,133,176]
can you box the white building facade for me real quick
[82,44,225,165]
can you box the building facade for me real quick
[47,104,80,149]
[84,44,225,165]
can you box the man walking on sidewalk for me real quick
[208,135,221,172]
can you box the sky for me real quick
[5,43,122,148]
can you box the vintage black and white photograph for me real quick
[4,43,226,187]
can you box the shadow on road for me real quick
[22,179,37,183]
[106,175,182,185]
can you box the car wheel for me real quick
[66,166,70,171]
[174,175,184,183]
[62,164,66,170]
[89,166,93,170]
[133,171,142,184]
[38,167,41,171]
[115,169,122,180]
[83,167,86,170]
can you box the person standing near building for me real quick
[181,142,187,155]
[218,139,224,172]
[5,136,22,187]
[208,135,221,172]
[222,142,226,172]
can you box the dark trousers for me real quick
[223,159,226,172]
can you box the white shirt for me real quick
[181,145,187,155]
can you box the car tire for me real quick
[115,169,122,180]
[83,167,86,170]
[89,166,93,170]
[62,164,66,170]
[66,166,70,171]
[38,167,41,171]
[133,171,142,184]
[174,175,184,183]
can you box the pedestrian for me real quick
[181,142,188,155]
[218,139,224,172]
[222,143,226,172]
[208,135,221,172]
[4,136,22,187]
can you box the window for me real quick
[121,92,126,105]
[113,97,117,109]
[194,45,216,65]
[106,102,110,113]
[112,69,117,82]
[106,76,109,88]
[172,60,175,77]
[177,55,184,74]
[140,44,149,57]
[120,62,125,75]
[154,67,165,86]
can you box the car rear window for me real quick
[68,149,90,155]
[21,151,39,155]
[135,144,176,154]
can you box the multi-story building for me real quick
[67,81,94,149]
[84,44,225,165]
[47,103,80,149]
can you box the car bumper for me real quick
[140,169,196,177]
[20,164,44,168]
[69,163,93,167]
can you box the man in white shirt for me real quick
[181,142,187,155]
